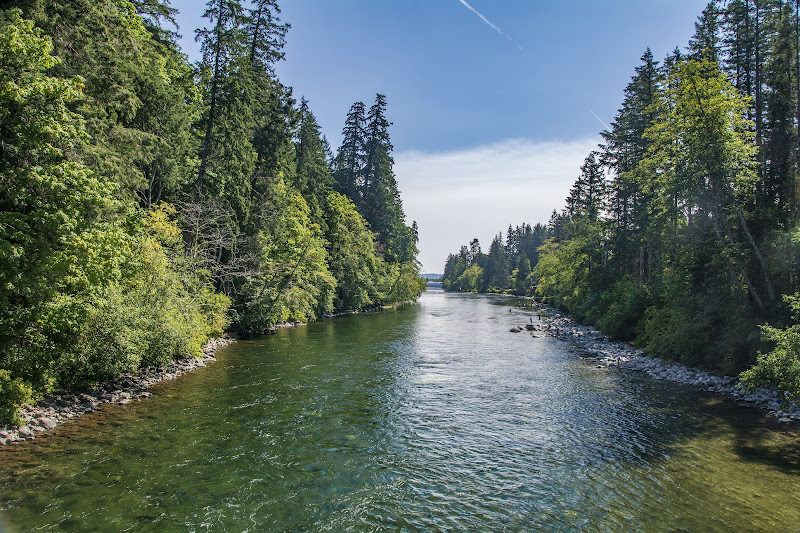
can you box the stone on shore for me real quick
[38,417,57,429]
[531,302,798,423]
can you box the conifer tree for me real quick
[481,235,509,292]
[195,0,247,202]
[689,1,723,62]
[513,253,533,296]
[295,97,333,226]
[601,49,661,278]
[333,101,366,203]
[566,152,607,221]
[362,94,404,248]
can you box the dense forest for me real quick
[443,0,800,399]
[0,0,424,423]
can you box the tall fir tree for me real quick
[333,101,366,203]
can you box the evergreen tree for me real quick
[295,97,333,226]
[481,235,509,292]
[194,0,248,202]
[689,1,723,62]
[601,49,661,279]
[362,94,405,254]
[333,101,366,202]
[761,0,797,228]
[566,152,607,221]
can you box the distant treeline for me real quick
[0,1,423,423]
[443,1,800,399]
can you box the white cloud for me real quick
[394,137,599,273]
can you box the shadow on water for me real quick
[724,407,800,473]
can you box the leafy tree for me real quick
[512,252,533,296]
[235,176,334,332]
[740,293,800,398]
[325,192,377,311]
[0,9,112,374]
[0,8,230,423]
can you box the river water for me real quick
[1,288,799,532]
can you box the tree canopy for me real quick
[0,1,423,424]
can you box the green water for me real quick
[1,288,800,532]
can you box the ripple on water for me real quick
[1,289,800,531]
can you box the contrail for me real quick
[458,0,504,36]
[589,109,611,131]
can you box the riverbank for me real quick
[0,337,235,446]
[1,302,417,446]
[516,303,800,423]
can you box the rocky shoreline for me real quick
[0,337,235,446]
[0,303,412,446]
[515,303,800,423]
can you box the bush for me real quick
[596,279,648,340]
[0,369,34,426]
[639,305,712,367]
[740,294,800,399]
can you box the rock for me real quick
[17,426,34,438]
[30,425,45,432]
[778,417,793,423]
[38,417,57,430]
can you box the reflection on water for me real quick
[1,288,799,531]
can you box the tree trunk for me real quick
[717,213,766,311]
[734,205,776,301]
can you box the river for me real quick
[1,288,799,532]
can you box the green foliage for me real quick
[453,265,484,293]
[0,369,33,426]
[740,294,800,399]
[0,2,423,425]
[235,177,335,331]
[595,279,648,340]
[325,192,377,310]
[295,99,333,225]
[511,253,532,296]
[442,225,549,296]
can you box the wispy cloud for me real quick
[395,137,599,272]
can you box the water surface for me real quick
[2,288,799,531]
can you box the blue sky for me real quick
[170,0,711,272]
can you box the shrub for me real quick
[0,369,34,426]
